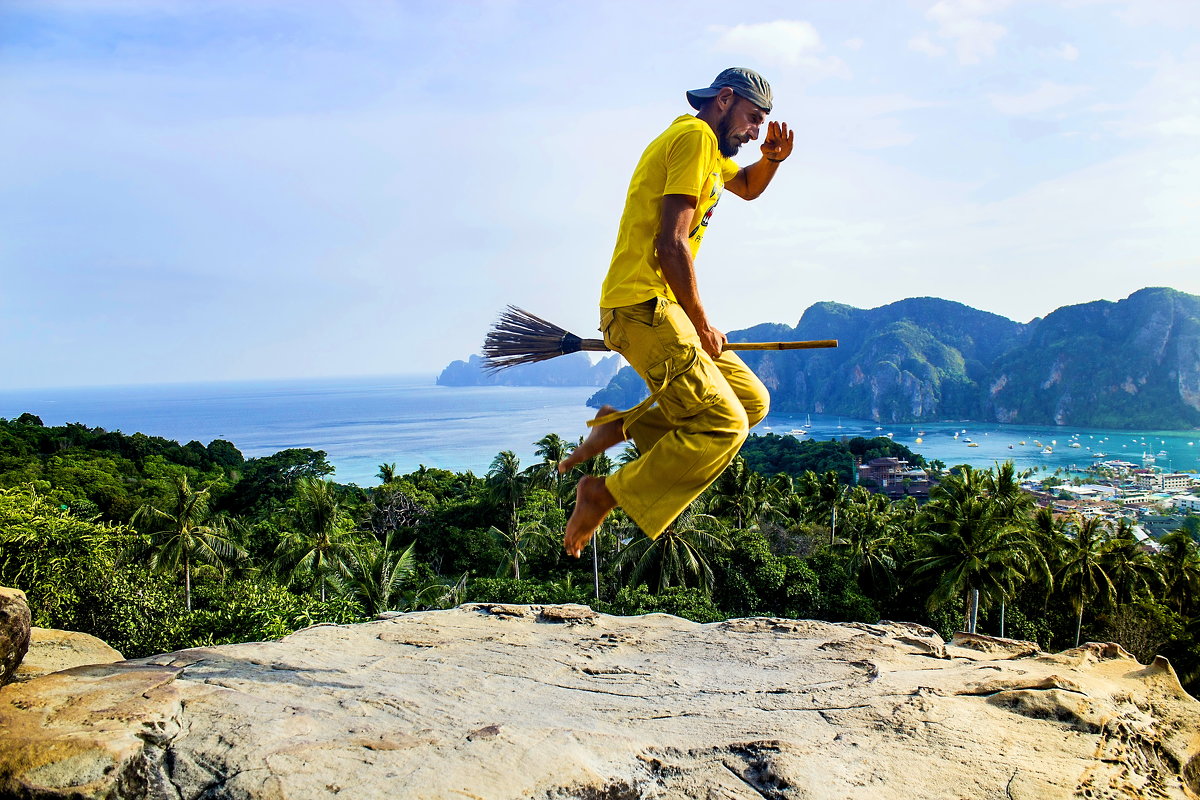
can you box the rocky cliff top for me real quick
[2,604,1198,799]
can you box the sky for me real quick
[2,0,1198,389]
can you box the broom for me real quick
[482,306,838,372]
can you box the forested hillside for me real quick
[2,414,1198,697]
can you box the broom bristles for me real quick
[481,306,584,372]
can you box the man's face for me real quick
[715,95,767,158]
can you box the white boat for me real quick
[788,429,807,436]
[1069,442,1082,448]
[1041,447,1053,454]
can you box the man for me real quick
[559,67,793,558]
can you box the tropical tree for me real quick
[1057,515,1116,646]
[486,450,525,535]
[1158,529,1200,615]
[798,470,846,545]
[618,442,642,465]
[332,534,417,615]
[274,478,357,602]
[835,487,901,596]
[913,467,1041,634]
[489,517,553,581]
[613,503,731,593]
[709,456,769,529]
[1102,517,1161,605]
[376,463,397,484]
[528,433,571,508]
[131,475,245,611]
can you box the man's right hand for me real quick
[698,325,727,360]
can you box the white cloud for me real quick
[711,20,849,77]
[843,37,864,51]
[988,81,1092,115]
[1054,42,1080,61]
[907,32,946,57]
[911,0,1011,65]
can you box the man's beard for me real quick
[716,113,742,157]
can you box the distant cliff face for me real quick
[438,352,622,387]
[987,288,1200,429]
[588,288,1200,430]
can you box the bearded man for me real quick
[559,67,794,557]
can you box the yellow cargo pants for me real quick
[596,297,769,539]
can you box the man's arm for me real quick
[726,121,794,200]
[656,193,725,359]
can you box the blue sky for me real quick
[3,0,1198,388]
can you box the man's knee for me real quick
[742,388,770,428]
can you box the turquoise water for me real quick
[2,375,1197,486]
[764,413,1200,477]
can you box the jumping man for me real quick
[559,67,793,557]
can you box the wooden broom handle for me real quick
[579,339,838,352]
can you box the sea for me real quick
[2,374,1198,486]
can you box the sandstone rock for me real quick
[950,630,1042,659]
[13,627,124,683]
[0,586,32,686]
[1,605,1198,799]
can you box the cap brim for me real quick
[686,87,720,110]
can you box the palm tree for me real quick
[709,456,768,529]
[376,463,397,485]
[913,468,1039,634]
[274,477,356,602]
[798,470,845,545]
[132,475,246,611]
[618,442,642,465]
[527,434,570,508]
[333,535,417,615]
[1158,529,1200,615]
[1102,517,1161,606]
[613,502,731,593]
[835,487,900,596]
[486,450,525,535]
[1057,515,1116,647]
[489,517,552,581]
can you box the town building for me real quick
[1175,495,1200,513]
[1137,472,1195,491]
[857,457,931,499]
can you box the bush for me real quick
[601,585,725,623]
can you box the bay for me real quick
[2,375,1197,486]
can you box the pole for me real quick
[592,533,600,601]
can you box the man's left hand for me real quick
[761,121,794,163]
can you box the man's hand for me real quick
[760,121,794,163]
[697,325,726,360]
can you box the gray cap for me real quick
[686,67,773,113]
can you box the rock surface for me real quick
[1,604,1198,799]
[0,586,32,685]
[13,626,124,683]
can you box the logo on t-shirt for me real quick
[689,170,723,240]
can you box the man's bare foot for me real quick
[564,476,617,558]
[558,405,625,474]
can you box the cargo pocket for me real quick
[646,345,723,422]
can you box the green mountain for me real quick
[587,288,1200,430]
[987,287,1200,429]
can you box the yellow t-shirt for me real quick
[600,115,740,309]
